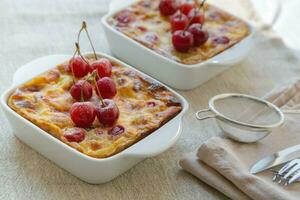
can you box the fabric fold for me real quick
[179,152,252,200]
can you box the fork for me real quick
[272,159,300,186]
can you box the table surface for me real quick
[1,0,299,199]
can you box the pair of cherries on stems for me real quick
[159,0,209,52]
[66,22,120,143]
[69,69,118,127]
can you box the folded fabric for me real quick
[180,80,300,200]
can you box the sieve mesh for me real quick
[211,95,281,126]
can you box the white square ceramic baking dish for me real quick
[101,0,255,90]
[0,53,188,184]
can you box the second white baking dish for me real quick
[102,0,255,90]
[0,53,188,184]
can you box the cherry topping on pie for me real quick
[180,2,195,15]
[64,128,86,143]
[137,26,148,32]
[69,56,89,78]
[144,33,159,44]
[96,99,119,126]
[70,102,96,128]
[91,58,112,78]
[115,10,135,25]
[188,8,205,25]
[70,80,93,101]
[172,30,194,52]
[188,23,209,46]
[159,0,180,16]
[166,1,208,52]
[146,101,156,107]
[170,12,189,32]
[213,36,230,44]
[96,77,117,99]
[108,125,125,136]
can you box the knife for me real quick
[250,144,300,174]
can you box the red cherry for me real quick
[64,128,86,143]
[137,26,147,32]
[70,102,96,128]
[213,36,230,44]
[115,10,135,25]
[188,8,204,25]
[146,101,156,107]
[144,33,159,44]
[172,30,194,52]
[180,2,195,15]
[188,23,209,46]
[70,80,93,101]
[91,58,112,78]
[96,99,119,126]
[170,12,189,32]
[159,0,180,16]
[108,125,125,136]
[96,77,117,99]
[69,56,89,78]
[86,65,94,73]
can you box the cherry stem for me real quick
[183,22,190,33]
[85,70,97,82]
[84,70,105,106]
[92,74,105,106]
[183,0,207,32]
[195,0,206,8]
[75,42,90,66]
[199,0,206,23]
[183,15,193,33]
[195,0,200,7]
[179,11,182,20]
[82,21,98,60]
[77,23,84,45]
[70,47,78,84]
[77,21,98,60]
[200,0,206,7]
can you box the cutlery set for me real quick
[272,159,300,186]
[250,143,300,186]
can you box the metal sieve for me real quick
[196,93,285,143]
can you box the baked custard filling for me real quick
[8,56,182,158]
[108,0,249,65]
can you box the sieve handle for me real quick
[196,108,216,120]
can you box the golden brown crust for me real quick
[8,56,182,158]
[108,0,250,65]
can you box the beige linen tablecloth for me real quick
[1,0,300,199]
